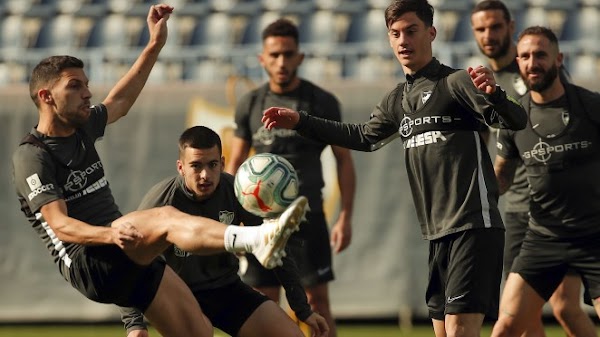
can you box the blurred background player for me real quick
[470,2,596,336]
[225,18,356,337]
[492,25,600,337]
[121,126,328,337]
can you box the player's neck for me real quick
[489,45,517,72]
[530,79,565,105]
[36,114,76,137]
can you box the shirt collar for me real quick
[405,58,441,84]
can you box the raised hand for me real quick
[261,107,300,130]
[147,4,174,48]
[468,65,497,94]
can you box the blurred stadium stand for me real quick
[0,0,599,84]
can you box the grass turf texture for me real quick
[0,323,599,337]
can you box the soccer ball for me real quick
[234,153,299,218]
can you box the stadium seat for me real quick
[570,54,599,80]
[86,14,145,49]
[342,54,400,81]
[434,9,464,42]
[561,6,600,42]
[183,58,235,83]
[429,0,470,11]
[5,0,37,15]
[298,10,348,46]
[188,13,246,55]
[0,15,27,49]
[261,0,291,11]
[33,15,79,49]
[345,9,389,53]
[521,7,569,38]
[298,56,343,82]
[239,11,285,46]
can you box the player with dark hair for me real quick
[11,5,307,337]
[470,3,595,336]
[261,1,526,336]
[121,126,328,337]
[226,18,356,337]
[492,26,600,337]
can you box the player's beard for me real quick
[479,33,511,59]
[524,64,558,93]
[273,69,298,90]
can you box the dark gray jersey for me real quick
[294,59,526,240]
[234,80,341,211]
[138,174,250,290]
[136,173,312,317]
[12,104,119,276]
[493,60,530,212]
[497,83,600,238]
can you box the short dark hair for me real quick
[471,0,512,22]
[178,126,222,157]
[29,55,84,107]
[262,18,299,45]
[518,26,559,46]
[385,0,434,28]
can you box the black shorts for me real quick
[503,211,529,279]
[242,210,334,287]
[66,245,165,312]
[512,229,600,301]
[427,228,504,320]
[193,278,269,336]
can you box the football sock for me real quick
[224,225,260,253]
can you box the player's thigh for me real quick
[144,266,212,337]
[512,230,569,300]
[549,273,583,308]
[497,273,546,329]
[238,300,304,337]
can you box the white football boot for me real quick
[253,196,308,269]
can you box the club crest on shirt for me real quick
[562,111,570,126]
[513,76,527,96]
[219,210,235,225]
[421,90,433,105]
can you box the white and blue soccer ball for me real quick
[234,153,299,218]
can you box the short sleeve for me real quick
[496,129,519,159]
[12,144,63,214]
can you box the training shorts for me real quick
[193,278,269,336]
[427,228,504,320]
[512,229,600,301]
[242,210,334,288]
[503,211,529,279]
[66,244,166,312]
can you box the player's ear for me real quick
[220,156,225,172]
[176,159,185,176]
[429,25,437,42]
[39,89,53,104]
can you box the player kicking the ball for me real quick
[120,126,328,337]
[11,5,314,337]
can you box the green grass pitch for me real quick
[0,323,598,337]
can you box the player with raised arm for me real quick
[11,5,307,337]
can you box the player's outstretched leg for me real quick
[253,196,308,269]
